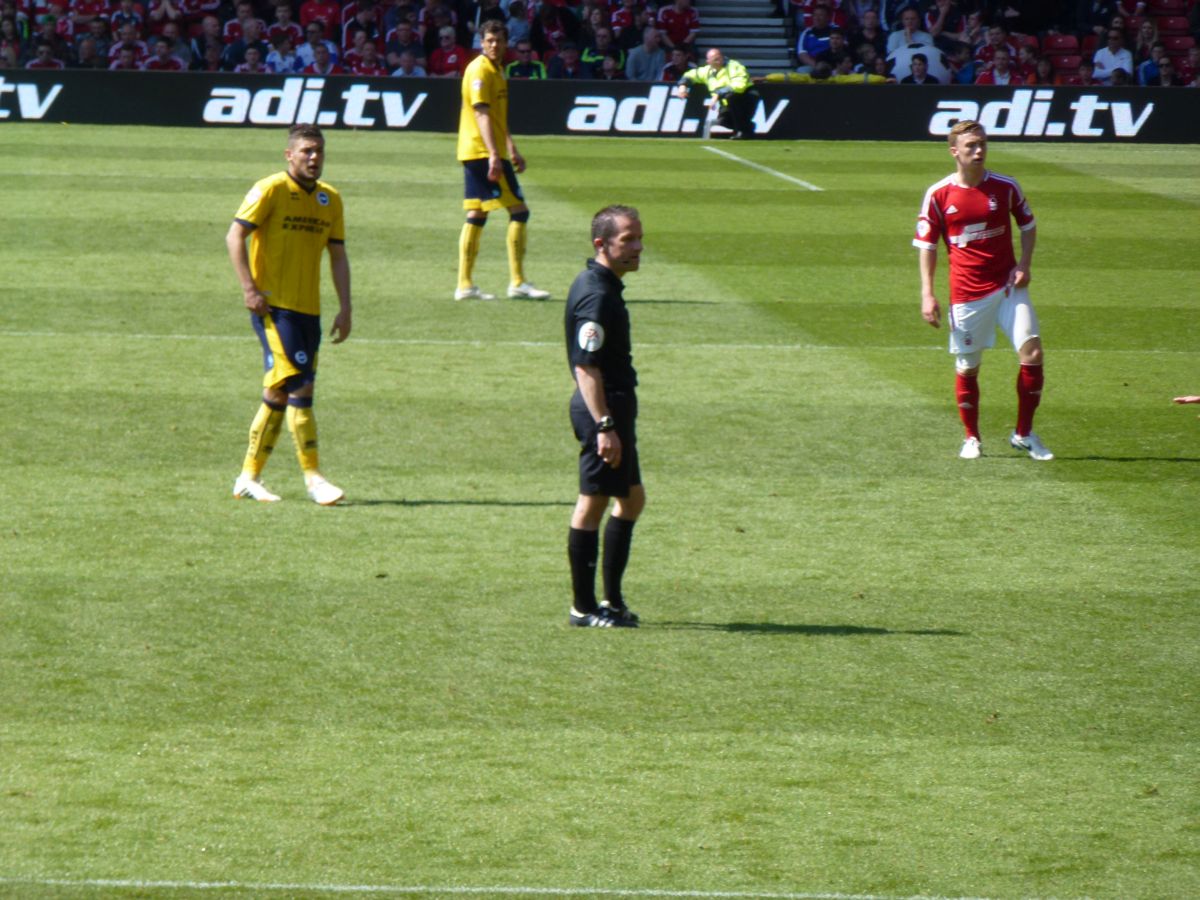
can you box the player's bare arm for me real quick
[1011,224,1036,288]
[508,135,526,174]
[328,242,352,343]
[1174,396,1200,404]
[226,220,268,316]
[918,247,941,328]
[472,103,503,182]
[575,363,621,469]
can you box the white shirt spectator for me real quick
[1093,44,1133,85]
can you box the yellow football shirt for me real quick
[457,54,509,162]
[234,172,345,316]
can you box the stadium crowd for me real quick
[791,1,1200,86]
[1,0,1197,86]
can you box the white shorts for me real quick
[947,285,1039,366]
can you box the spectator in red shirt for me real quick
[342,27,370,66]
[657,0,698,53]
[974,45,1022,84]
[974,22,1017,70]
[107,20,146,60]
[610,0,638,41]
[146,0,181,35]
[222,0,262,45]
[427,23,465,75]
[26,37,64,65]
[299,0,338,37]
[301,38,341,73]
[791,0,847,31]
[108,40,137,66]
[267,0,302,48]
[351,37,387,74]
[69,0,110,31]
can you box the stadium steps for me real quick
[695,0,791,75]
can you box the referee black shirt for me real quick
[565,259,637,392]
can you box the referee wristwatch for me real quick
[596,415,616,433]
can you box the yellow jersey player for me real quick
[226,123,353,505]
[455,19,550,302]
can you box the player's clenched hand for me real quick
[1010,266,1032,288]
[330,308,352,344]
[243,287,269,317]
[487,154,503,182]
[597,431,622,469]
[921,293,941,328]
[511,149,526,174]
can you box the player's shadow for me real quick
[1052,455,1200,463]
[627,298,718,305]
[346,499,572,508]
[657,622,968,637]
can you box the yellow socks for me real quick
[286,398,319,477]
[507,218,527,287]
[241,400,285,479]
[458,219,485,290]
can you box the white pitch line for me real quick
[0,877,999,900]
[702,145,824,192]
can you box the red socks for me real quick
[955,372,980,439]
[1016,364,1044,436]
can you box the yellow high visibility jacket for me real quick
[679,58,753,101]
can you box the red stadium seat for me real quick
[1042,34,1079,54]
[1146,0,1186,14]
[1163,34,1196,51]
[1051,53,1082,72]
[1125,15,1145,35]
[1016,33,1039,52]
[1081,34,1099,56]
[1056,73,1085,85]
[1157,16,1190,34]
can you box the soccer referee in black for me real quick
[565,205,645,628]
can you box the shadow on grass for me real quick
[627,298,718,305]
[345,498,573,507]
[1054,456,1200,463]
[657,622,968,637]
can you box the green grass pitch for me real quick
[0,124,1197,900]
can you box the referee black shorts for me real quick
[570,389,640,498]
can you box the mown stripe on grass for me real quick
[0,877,998,900]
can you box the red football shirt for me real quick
[913,171,1036,304]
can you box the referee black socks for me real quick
[602,516,637,608]
[567,527,600,613]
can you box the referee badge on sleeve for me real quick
[578,321,605,352]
